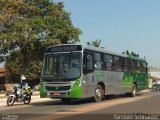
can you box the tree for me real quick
[122,50,140,58]
[122,51,125,54]
[5,50,22,83]
[86,39,101,47]
[0,0,81,81]
[126,50,130,55]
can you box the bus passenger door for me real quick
[82,52,95,98]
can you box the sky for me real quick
[0,0,160,67]
[53,0,160,67]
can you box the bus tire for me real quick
[130,83,137,97]
[61,98,71,104]
[93,85,104,102]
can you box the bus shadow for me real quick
[31,98,94,106]
[104,93,144,101]
[30,93,145,106]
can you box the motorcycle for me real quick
[7,85,32,106]
[152,84,160,92]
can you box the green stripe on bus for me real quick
[39,80,46,98]
[123,72,148,90]
[69,78,82,98]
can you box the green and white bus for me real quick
[40,44,148,103]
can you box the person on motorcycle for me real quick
[15,81,29,99]
[7,81,32,106]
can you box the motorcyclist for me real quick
[15,81,29,99]
[7,80,32,106]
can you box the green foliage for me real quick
[122,51,125,54]
[126,50,130,55]
[122,50,139,57]
[5,50,22,83]
[1,0,81,81]
[86,39,101,47]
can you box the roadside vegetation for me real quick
[0,0,81,82]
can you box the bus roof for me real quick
[46,43,147,62]
[83,44,146,62]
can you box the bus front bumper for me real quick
[46,91,70,99]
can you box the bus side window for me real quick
[141,62,147,73]
[134,60,138,72]
[114,56,123,72]
[83,52,93,74]
[118,57,123,71]
[94,53,102,70]
[130,60,135,72]
[136,61,140,72]
[83,52,87,70]
[127,59,132,72]
[86,54,94,71]
[104,54,113,71]
[124,58,128,72]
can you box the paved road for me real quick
[0,91,160,120]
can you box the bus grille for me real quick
[45,86,71,91]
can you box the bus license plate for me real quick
[53,92,61,96]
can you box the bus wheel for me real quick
[61,98,71,104]
[94,85,104,102]
[130,84,137,97]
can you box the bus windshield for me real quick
[43,52,81,81]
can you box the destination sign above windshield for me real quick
[46,45,83,53]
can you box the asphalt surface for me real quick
[0,91,160,120]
